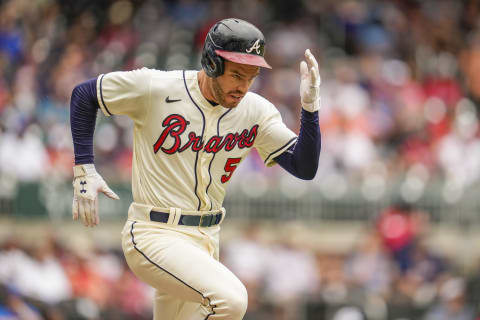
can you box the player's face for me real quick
[211,61,260,108]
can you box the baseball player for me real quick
[70,18,321,319]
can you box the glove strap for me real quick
[73,164,97,177]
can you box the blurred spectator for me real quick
[345,231,392,295]
[424,277,475,320]
[0,288,42,320]
[223,224,271,319]
[408,240,447,284]
[466,259,480,318]
[223,225,269,286]
[0,124,49,182]
[62,249,111,308]
[376,203,416,271]
[108,262,153,319]
[0,238,71,305]
[376,202,430,272]
[263,237,319,306]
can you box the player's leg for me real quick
[154,291,206,320]
[121,220,248,320]
[152,291,182,319]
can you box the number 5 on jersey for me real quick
[221,158,241,183]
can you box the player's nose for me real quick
[236,79,250,93]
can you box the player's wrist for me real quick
[300,108,319,121]
[301,97,321,113]
[73,163,97,177]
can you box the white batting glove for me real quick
[72,164,119,227]
[300,49,321,112]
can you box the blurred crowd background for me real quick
[1,206,480,320]
[1,0,480,319]
[3,0,480,194]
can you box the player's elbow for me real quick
[70,84,86,111]
[296,138,321,180]
[297,169,317,180]
[302,173,316,180]
[71,85,79,100]
[71,82,88,100]
[71,78,98,104]
[296,161,318,180]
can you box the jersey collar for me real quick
[184,70,226,113]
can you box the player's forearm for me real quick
[70,78,99,164]
[274,109,321,180]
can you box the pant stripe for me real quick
[130,221,216,319]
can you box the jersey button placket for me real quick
[196,115,208,210]
[199,109,217,210]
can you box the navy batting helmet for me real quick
[201,18,272,78]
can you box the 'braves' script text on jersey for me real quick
[153,114,259,154]
[96,69,297,211]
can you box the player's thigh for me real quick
[153,291,182,320]
[122,220,246,305]
[154,290,203,320]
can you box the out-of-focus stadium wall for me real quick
[2,181,480,225]
[2,180,480,265]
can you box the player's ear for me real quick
[208,57,216,71]
[202,41,224,77]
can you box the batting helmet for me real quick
[201,18,272,78]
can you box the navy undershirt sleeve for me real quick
[273,109,321,180]
[70,78,99,165]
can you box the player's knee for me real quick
[225,284,248,317]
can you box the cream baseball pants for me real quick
[121,210,247,320]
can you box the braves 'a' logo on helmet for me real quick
[246,39,261,55]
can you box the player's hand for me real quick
[300,49,321,112]
[72,164,119,227]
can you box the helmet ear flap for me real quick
[201,41,224,77]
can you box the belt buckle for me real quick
[200,214,213,227]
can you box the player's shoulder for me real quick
[103,67,181,81]
[146,69,187,94]
[183,70,199,81]
[241,92,278,115]
[143,68,184,80]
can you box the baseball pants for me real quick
[121,207,247,320]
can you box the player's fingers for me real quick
[310,66,320,87]
[89,199,96,227]
[84,198,93,227]
[300,61,308,79]
[88,198,97,227]
[101,183,120,200]
[304,49,312,70]
[84,199,93,227]
[315,65,321,86]
[305,49,319,70]
[78,198,88,226]
[94,197,99,226]
[88,199,97,227]
[72,197,79,220]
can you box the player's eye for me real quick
[232,74,241,80]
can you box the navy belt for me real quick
[149,210,223,227]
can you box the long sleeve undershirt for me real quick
[273,109,321,180]
[70,78,99,164]
[70,78,321,179]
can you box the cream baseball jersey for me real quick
[96,68,297,211]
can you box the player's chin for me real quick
[223,95,243,108]
[223,102,240,109]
